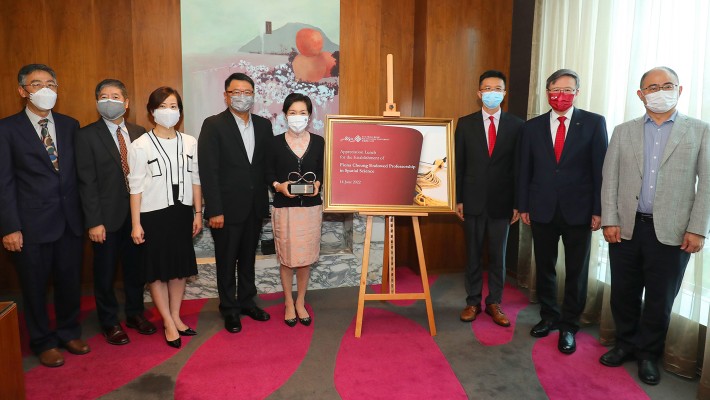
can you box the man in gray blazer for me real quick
[600,67,710,385]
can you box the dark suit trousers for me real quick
[212,212,261,316]
[463,212,510,306]
[609,214,690,360]
[13,225,83,354]
[93,215,144,328]
[530,208,591,331]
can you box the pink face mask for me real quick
[547,92,575,112]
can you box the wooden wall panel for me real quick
[130,0,183,131]
[339,0,383,116]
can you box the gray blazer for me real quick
[601,113,710,245]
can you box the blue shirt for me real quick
[638,111,677,213]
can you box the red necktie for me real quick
[487,116,496,157]
[116,127,130,191]
[553,116,566,162]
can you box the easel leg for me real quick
[381,217,389,295]
[355,216,374,338]
[412,216,437,336]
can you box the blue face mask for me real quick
[481,91,505,109]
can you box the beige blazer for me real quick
[601,113,710,246]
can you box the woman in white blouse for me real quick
[128,87,202,349]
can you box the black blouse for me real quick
[266,132,324,208]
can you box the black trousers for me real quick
[463,211,510,306]
[212,212,261,316]
[530,208,591,332]
[13,225,83,354]
[92,215,144,328]
[609,214,690,360]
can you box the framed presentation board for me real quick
[323,115,455,213]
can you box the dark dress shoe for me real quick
[64,339,91,355]
[39,348,64,368]
[225,314,242,333]
[558,331,576,354]
[285,317,298,327]
[104,325,130,345]
[600,347,635,367]
[638,359,660,385]
[165,332,182,349]
[298,315,312,326]
[178,327,198,336]
[126,314,157,335]
[241,306,271,321]
[530,320,557,338]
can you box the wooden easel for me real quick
[353,54,436,337]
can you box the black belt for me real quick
[636,212,653,223]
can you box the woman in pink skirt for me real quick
[267,93,324,327]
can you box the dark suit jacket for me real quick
[518,108,608,225]
[198,109,273,223]
[0,110,83,243]
[455,111,524,219]
[75,118,147,232]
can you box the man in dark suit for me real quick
[0,64,90,367]
[455,70,524,327]
[198,72,272,333]
[518,69,608,354]
[75,79,157,346]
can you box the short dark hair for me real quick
[546,69,580,90]
[479,70,507,87]
[282,92,313,115]
[639,66,679,88]
[95,79,128,100]
[224,73,255,91]
[18,64,57,86]
[146,86,183,114]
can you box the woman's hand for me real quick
[306,181,321,197]
[131,224,145,244]
[192,214,203,237]
[275,182,297,198]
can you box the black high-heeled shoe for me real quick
[285,317,297,327]
[178,327,198,336]
[296,309,312,326]
[165,330,182,349]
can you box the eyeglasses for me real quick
[226,90,254,96]
[288,171,316,183]
[23,82,58,91]
[641,83,677,93]
[547,88,577,94]
[480,87,505,93]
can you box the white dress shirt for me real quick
[549,106,575,144]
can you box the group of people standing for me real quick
[456,66,709,385]
[2,62,708,389]
[0,65,322,368]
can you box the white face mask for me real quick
[287,115,309,134]
[643,89,678,114]
[152,108,180,129]
[97,99,126,121]
[29,87,58,111]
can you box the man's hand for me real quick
[88,225,107,243]
[510,209,520,225]
[208,215,225,229]
[591,215,601,231]
[455,203,464,221]
[520,212,531,225]
[681,232,705,253]
[603,226,621,243]
[2,231,23,252]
